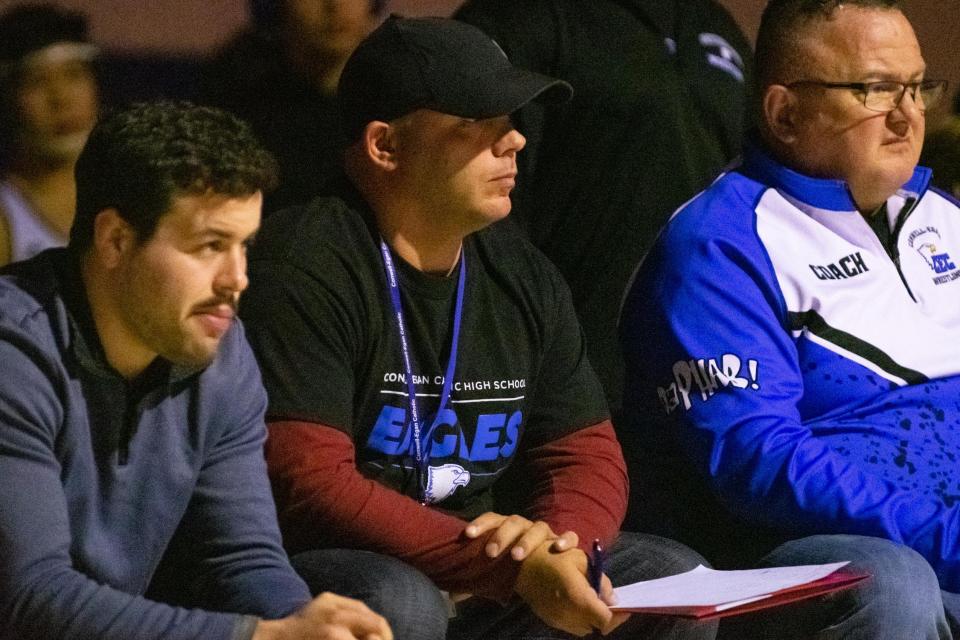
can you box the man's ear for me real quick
[763,84,800,145]
[91,208,135,269]
[363,120,400,171]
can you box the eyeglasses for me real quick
[786,79,949,112]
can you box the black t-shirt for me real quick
[456,0,754,414]
[240,179,608,519]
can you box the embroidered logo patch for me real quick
[424,463,471,504]
[908,226,960,284]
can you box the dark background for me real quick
[0,0,954,124]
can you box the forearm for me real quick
[697,408,960,587]
[1,566,245,640]
[0,463,249,640]
[0,396,255,639]
[267,420,523,600]
[183,389,311,618]
[511,421,627,551]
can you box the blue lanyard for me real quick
[378,239,466,503]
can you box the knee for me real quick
[290,549,448,640]
[777,535,945,631]
[365,555,448,638]
[607,533,719,640]
[845,537,947,637]
[845,537,942,615]
[780,535,939,594]
[607,531,711,585]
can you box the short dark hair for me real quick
[755,0,901,88]
[70,101,278,251]
[0,4,88,65]
[0,4,95,168]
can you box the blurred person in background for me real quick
[456,0,754,421]
[202,0,385,213]
[0,4,100,266]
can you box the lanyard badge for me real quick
[379,239,466,504]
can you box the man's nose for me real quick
[215,248,248,294]
[494,126,526,157]
[887,90,923,136]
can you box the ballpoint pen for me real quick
[588,538,605,597]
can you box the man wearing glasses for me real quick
[620,0,960,633]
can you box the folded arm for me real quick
[267,420,524,601]
[505,420,627,552]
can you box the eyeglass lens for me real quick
[865,81,946,111]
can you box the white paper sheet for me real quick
[611,561,850,609]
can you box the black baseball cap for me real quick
[338,15,573,139]
[0,4,95,68]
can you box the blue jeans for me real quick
[290,533,951,640]
[447,531,717,640]
[718,534,951,640]
[941,590,960,635]
[290,533,715,640]
[289,549,449,640]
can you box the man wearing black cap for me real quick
[0,4,100,266]
[240,15,715,640]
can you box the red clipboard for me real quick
[615,570,870,619]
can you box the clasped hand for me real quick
[465,512,629,637]
[252,591,393,640]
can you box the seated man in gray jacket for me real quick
[0,101,391,640]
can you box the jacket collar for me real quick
[739,140,932,213]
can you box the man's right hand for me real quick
[252,592,393,640]
[464,511,578,560]
[514,541,629,637]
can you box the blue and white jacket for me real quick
[620,143,960,589]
